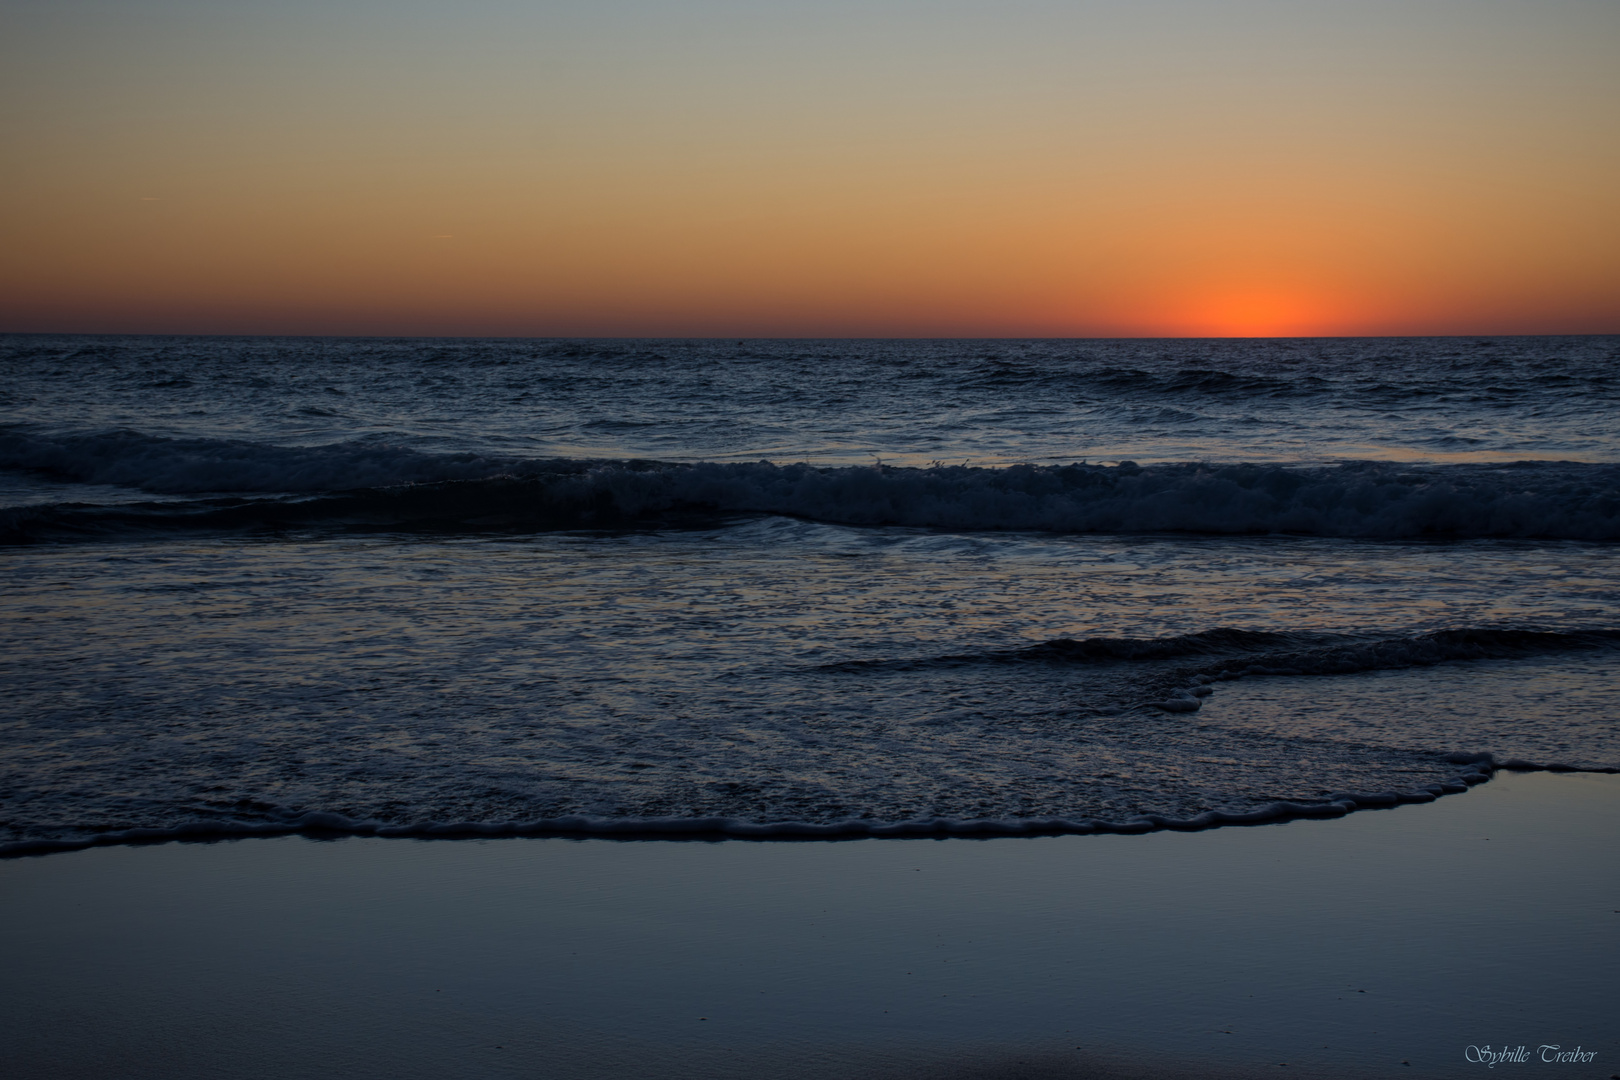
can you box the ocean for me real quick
[3,334,1618,855]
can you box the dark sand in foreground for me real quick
[2,771,1616,1080]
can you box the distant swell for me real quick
[0,427,523,493]
[3,755,1613,858]
[4,429,1620,542]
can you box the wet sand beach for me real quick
[2,770,1615,1080]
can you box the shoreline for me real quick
[4,755,1615,859]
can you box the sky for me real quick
[1,0,1617,338]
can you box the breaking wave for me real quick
[822,626,1620,714]
[4,429,1620,542]
[828,626,1620,674]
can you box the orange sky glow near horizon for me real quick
[2,0,1617,339]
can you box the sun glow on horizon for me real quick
[1,1,1616,338]
[1169,291,1355,339]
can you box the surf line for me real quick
[4,755,1616,859]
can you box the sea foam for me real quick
[3,754,1612,859]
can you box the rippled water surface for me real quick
[1,335,1616,852]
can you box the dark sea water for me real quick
[2,335,1618,854]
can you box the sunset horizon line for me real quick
[4,328,1615,342]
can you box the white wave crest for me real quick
[4,428,1619,539]
[519,458,1620,539]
